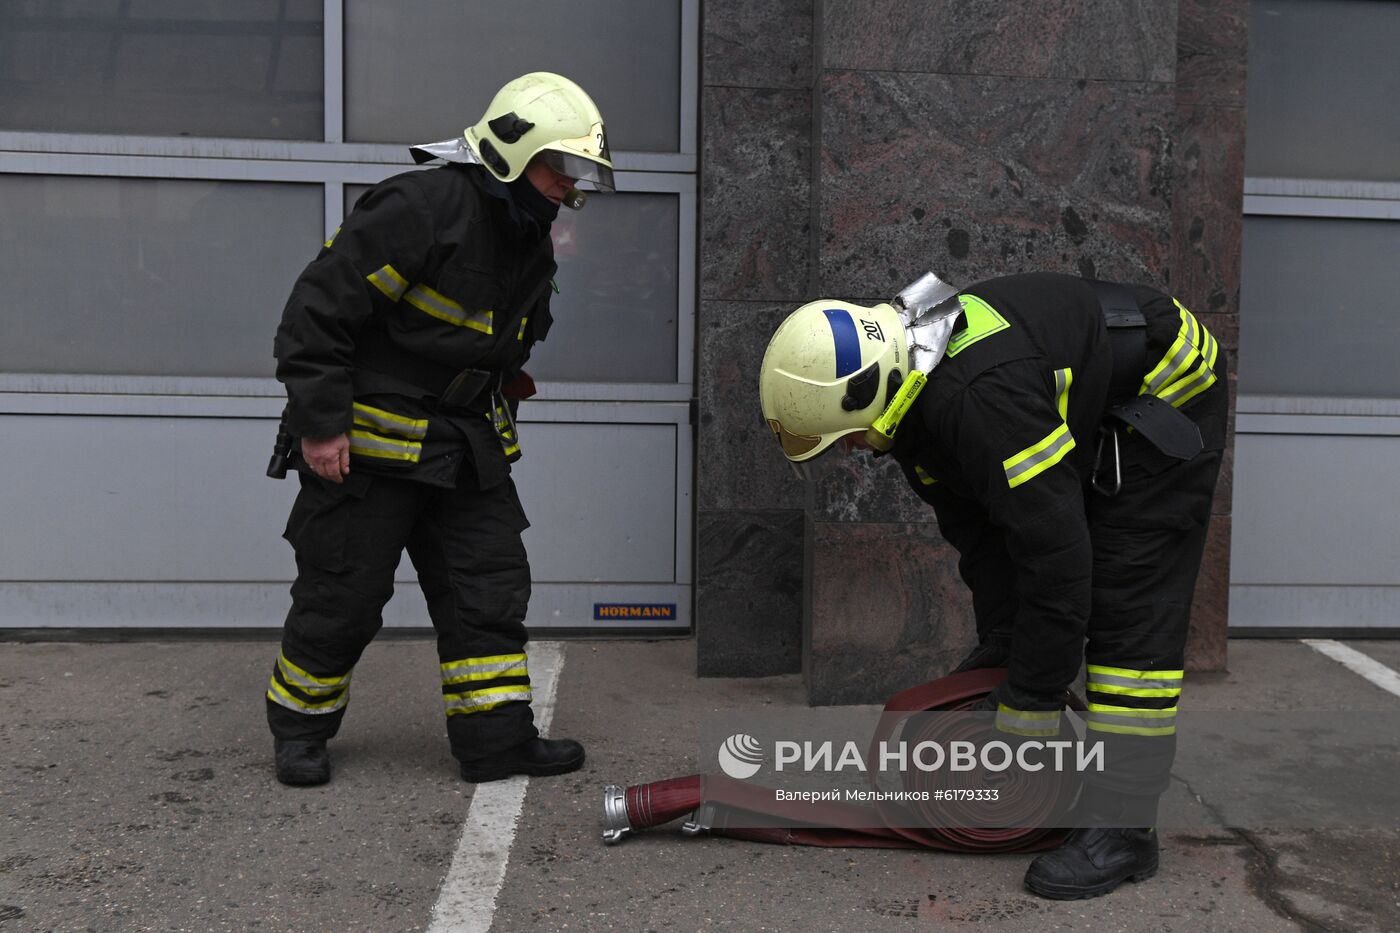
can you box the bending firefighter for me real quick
[759,271,1225,900]
[265,73,613,786]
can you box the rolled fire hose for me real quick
[603,668,1083,853]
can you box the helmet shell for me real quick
[759,300,907,461]
[465,72,614,190]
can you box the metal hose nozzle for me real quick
[601,775,705,844]
[602,784,632,844]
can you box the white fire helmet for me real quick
[464,72,615,196]
[759,299,908,463]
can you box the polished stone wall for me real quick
[697,0,1246,700]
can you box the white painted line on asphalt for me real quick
[426,641,565,933]
[1303,639,1400,700]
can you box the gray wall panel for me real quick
[0,415,298,581]
[1230,584,1400,630]
[512,422,679,584]
[0,414,679,586]
[1230,433,1400,586]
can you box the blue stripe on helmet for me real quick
[823,308,862,378]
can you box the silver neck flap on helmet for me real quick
[892,271,963,374]
[409,137,480,165]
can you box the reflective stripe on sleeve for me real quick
[366,264,409,301]
[914,465,937,486]
[1003,423,1075,489]
[1142,300,1219,408]
[404,284,493,334]
[1142,303,1199,396]
[1054,367,1073,421]
[348,430,422,463]
[996,704,1061,737]
[1156,324,1219,408]
[352,402,428,440]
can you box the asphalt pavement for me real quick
[1,636,1397,932]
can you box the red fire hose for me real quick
[603,668,1082,853]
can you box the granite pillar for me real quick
[695,1,815,676]
[1171,0,1247,671]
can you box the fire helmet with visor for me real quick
[464,72,614,203]
[759,299,909,469]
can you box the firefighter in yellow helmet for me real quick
[265,73,613,787]
[761,272,1227,900]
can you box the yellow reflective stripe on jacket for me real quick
[348,429,422,463]
[443,685,533,716]
[366,264,409,301]
[914,465,937,486]
[517,317,529,341]
[324,226,340,248]
[1157,327,1220,408]
[946,294,1010,358]
[1086,665,1183,698]
[1141,300,1218,408]
[403,284,493,334]
[352,402,428,440]
[441,653,529,686]
[1003,422,1075,489]
[996,704,1060,737]
[1054,367,1073,421]
[1087,702,1177,736]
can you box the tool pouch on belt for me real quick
[439,367,494,408]
[1104,395,1203,461]
[440,368,522,462]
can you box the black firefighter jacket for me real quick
[888,272,1224,706]
[274,162,556,492]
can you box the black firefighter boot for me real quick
[460,737,586,783]
[274,738,330,786]
[1024,788,1160,900]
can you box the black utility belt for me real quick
[352,340,500,412]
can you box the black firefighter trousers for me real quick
[1078,376,1228,807]
[265,471,538,764]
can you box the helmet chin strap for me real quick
[864,271,963,451]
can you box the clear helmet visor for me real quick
[541,149,615,191]
[543,121,614,190]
